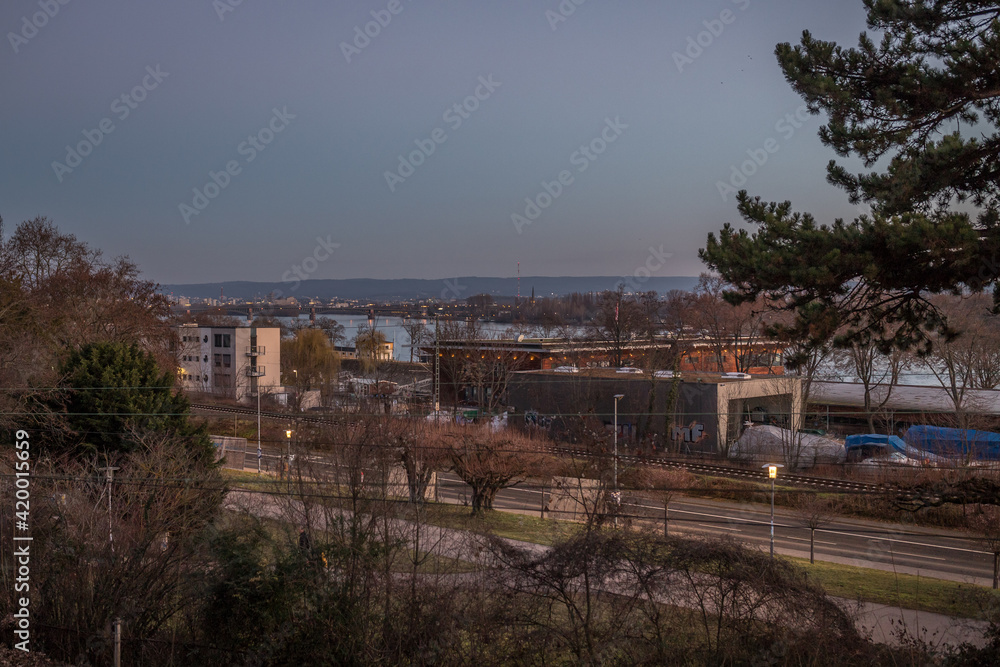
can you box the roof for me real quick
[811,381,1000,415]
[423,335,784,355]
[515,368,786,384]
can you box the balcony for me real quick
[246,345,265,357]
[246,366,265,377]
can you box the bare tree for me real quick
[797,492,832,564]
[589,285,644,367]
[689,274,772,373]
[830,316,911,432]
[443,425,546,514]
[400,318,427,363]
[392,419,448,504]
[0,431,222,665]
[923,295,1000,429]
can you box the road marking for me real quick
[785,536,836,546]
[822,529,989,556]
[699,523,740,532]
[877,551,946,562]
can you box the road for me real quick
[432,472,997,587]
[213,426,997,588]
[225,477,991,648]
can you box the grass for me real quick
[221,468,1000,618]
[408,502,582,547]
[220,467,289,492]
[785,555,1000,619]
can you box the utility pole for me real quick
[99,465,119,550]
[251,325,262,474]
[113,618,121,667]
[434,312,440,422]
[613,394,624,527]
[257,383,261,473]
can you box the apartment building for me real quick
[175,324,281,402]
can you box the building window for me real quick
[214,354,222,367]
[222,334,231,348]
[203,355,208,363]
[214,334,222,347]
[223,354,231,368]
[203,335,208,343]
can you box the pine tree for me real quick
[701,1,1000,357]
[54,342,213,460]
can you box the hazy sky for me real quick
[1,0,873,286]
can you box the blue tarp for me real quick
[903,426,1000,461]
[845,434,907,455]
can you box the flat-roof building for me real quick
[508,368,801,456]
[174,324,281,403]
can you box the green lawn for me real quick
[786,555,1000,619]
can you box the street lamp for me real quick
[285,429,293,481]
[613,394,625,527]
[762,463,784,557]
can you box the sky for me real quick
[0,0,874,287]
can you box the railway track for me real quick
[554,447,880,493]
[194,403,879,493]
[191,402,345,426]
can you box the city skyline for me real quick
[2,1,871,285]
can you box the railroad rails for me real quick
[193,403,880,493]
[554,447,880,493]
[191,402,344,427]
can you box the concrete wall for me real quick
[508,372,800,456]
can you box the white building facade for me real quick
[175,324,281,402]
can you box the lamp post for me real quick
[285,429,293,484]
[763,463,784,557]
[613,394,625,527]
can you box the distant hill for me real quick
[160,276,700,301]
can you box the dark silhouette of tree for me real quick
[702,1,1000,356]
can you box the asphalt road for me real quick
[432,472,997,587]
[219,437,998,588]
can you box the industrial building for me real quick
[507,368,801,456]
